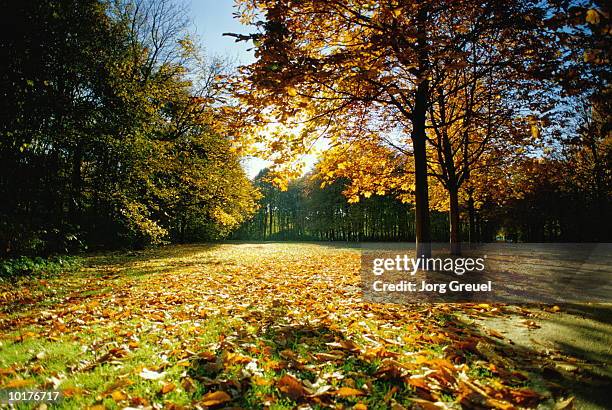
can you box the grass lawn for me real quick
[0,243,606,409]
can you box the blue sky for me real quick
[189,1,254,65]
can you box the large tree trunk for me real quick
[411,4,432,259]
[449,186,461,255]
[412,79,432,259]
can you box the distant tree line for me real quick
[234,170,479,242]
[0,0,258,256]
[235,141,611,243]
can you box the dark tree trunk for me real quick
[268,205,273,239]
[411,4,432,259]
[468,189,476,245]
[449,186,461,255]
[412,81,432,258]
[180,216,186,243]
[70,143,83,222]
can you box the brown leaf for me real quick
[315,352,344,361]
[487,329,505,339]
[0,367,15,376]
[523,320,541,329]
[408,397,443,410]
[181,377,196,393]
[279,349,297,360]
[277,374,306,400]
[201,390,231,407]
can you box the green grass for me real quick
[0,243,565,409]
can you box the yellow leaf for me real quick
[111,390,127,401]
[4,379,35,388]
[586,9,600,24]
[253,376,273,386]
[287,87,297,97]
[201,390,231,407]
[334,387,365,397]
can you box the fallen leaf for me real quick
[111,390,127,401]
[201,390,231,407]
[407,397,442,410]
[277,374,306,400]
[4,379,35,388]
[487,329,505,339]
[334,387,365,397]
[253,376,273,386]
[160,382,175,394]
[61,387,84,397]
[555,396,575,410]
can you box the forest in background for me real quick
[0,0,610,260]
[0,0,258,256]
[229,0,611,255]
[234,146,612,242]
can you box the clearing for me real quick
[0,243,610,409]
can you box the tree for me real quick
[228,0,576,257]
[0,0,258,255]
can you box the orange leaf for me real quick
[201,390,231,407]
[4,379,35,388]
[334,387,365,397]
[160,382,176,394]
[62,387,84,398]
[277,374,306,400]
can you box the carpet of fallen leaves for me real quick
[0,243,578,409]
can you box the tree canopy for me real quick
[229,0,610,253]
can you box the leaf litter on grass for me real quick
[0,243,580,409]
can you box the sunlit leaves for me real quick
[0,243,582,408]
[585,9,601,25]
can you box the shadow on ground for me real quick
[470,303,612,410]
